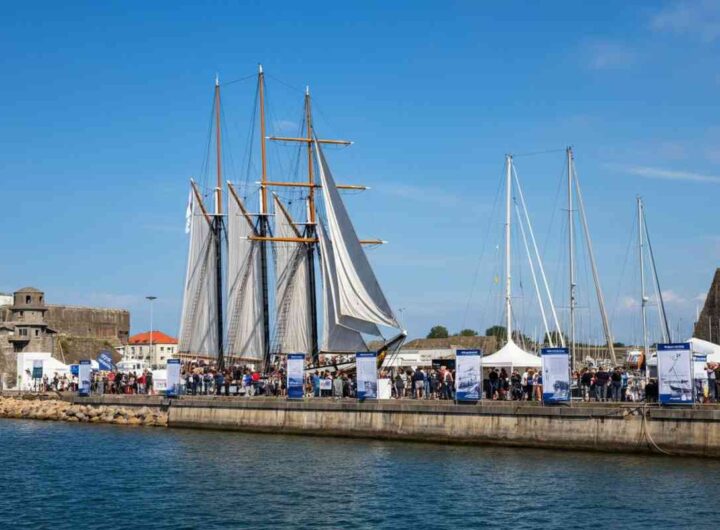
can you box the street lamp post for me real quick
[146,296,157,366]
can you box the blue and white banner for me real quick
[166,359,182,398]
[287,353,305,400]
[78,360,92,397]
[455,349,482,401]
[541,348,570,403]
[97,350,115,371]
[657,342,693,405]
[356,352,377,400]
[32,360,43,380]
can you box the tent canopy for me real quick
[482,339,541,368]
[689,337,720,363]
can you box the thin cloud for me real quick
[586,41,637,70]
[624,166,720,184]
[651,0,720,42]
[380,182,469,207]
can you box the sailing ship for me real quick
[178,66,406,370]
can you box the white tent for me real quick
[689,337,720,363]
[482,340,541,368]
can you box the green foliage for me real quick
[457,328,478,337]
[427,325,449,339]
[485,325,507,341]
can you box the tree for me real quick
[612,342,626,348]
[457,328,478,337]
[427,325,449,339]
[485,325,507,341]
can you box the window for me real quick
[25,295,31,304]
[34,329,40,337]
[19,328,28,336]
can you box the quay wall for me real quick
[8,394,715,457]
[163,398,720,458]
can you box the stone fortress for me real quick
[0,287,130,379]
[694,269,720,344]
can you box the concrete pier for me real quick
[63,396,720,457]
[0,393,708,457]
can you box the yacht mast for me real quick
[567,147,576,368]
[505,154,513,341]
[638,196,650,369]
[214,75,225,369]
[572,155,617,365]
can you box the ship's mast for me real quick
[505,154,513,342]
[305,86,320,361]
[567,147,576,368]
[257,65,272,369]
[214,75,225,369]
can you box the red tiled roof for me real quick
[129,330,178,345]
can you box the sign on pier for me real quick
[166,359,181,398]
[541,348,570,404]
[657,342,693,405]
[78,360,92,397]
[287,354,305,400]
[356,352,377,400]
[455,349,482,402]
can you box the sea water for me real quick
[0,419,716,529]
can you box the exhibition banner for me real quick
[455,349,481,402]
[32,360,43,380]
[97,351,115,371]
[356,352,378,400]
[657,343,693,405]
[541,348,570,403]
[166,359,181,398]
[693,354,708,401]
[78,360,92,397]
[287,354,305,400]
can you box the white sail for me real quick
[318,221,368,352]
[178,188,219,356]
[314,140,400,330]
[226,192,264,361]
[273,195,312,354]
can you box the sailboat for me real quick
[178,66,406,370]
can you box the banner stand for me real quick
[287,353,305,400]
[657,342,693,406]
[356,352,378,401]
[78,360,92,397]
[455,349,482,404]
[166,358,181,398]
[541,348,571,406]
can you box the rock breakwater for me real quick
[0,397,167,427]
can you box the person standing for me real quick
[610,368,622,402]
[595,367,610,402]
[707,365,717,402]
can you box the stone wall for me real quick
[164,398,720,458]
[694,268,720,343]
[46,305,130,345]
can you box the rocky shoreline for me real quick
[0,396,167,427]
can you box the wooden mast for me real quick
[214,75,225,370]
[257,65,272,369]
[305,86,319,361]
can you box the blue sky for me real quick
[1,0,719,345]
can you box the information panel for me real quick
[657,342,693,405]
[356,352,378,400]
[287,353,305,400]
[78,360,92,397]
[693,354,708,402]
[541,347,570,403]
[455,349,482,402]
[166,359,182,398]
[32,360,43,380]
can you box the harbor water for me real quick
[1,419,717,529]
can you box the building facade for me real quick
[122,331,178,368]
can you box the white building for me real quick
[121,330,178,369]
[0,293,13,307]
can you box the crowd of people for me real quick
[23,357,720,404]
